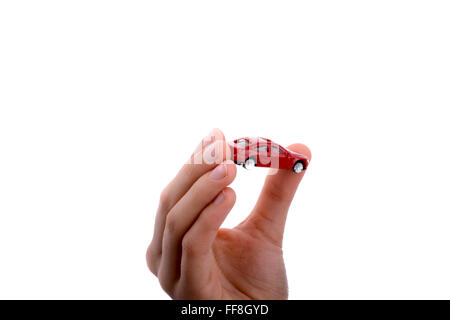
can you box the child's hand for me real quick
[146,129,311,299]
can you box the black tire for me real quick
[293,161,304,173]
[243,157,257,170]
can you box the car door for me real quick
[254,144,271,167]
[270,145,288,169]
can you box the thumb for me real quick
[240,143,311,246]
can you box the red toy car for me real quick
[228,137,309,173]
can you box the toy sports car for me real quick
[228,137,309,173]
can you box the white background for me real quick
[1,1,449,299]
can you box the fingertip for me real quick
[287,143,312,161]
[210,187,236,224]
[209,128,225,142]
[209,129,232,162]
[222,187,236,206]
[199,128,226,152]
[212,187,236,207]
[225,160,237,181]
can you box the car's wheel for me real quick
[293,161,304,173]
[244,157,256,170]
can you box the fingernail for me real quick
[213,191,225,204]
[209,163,227,180]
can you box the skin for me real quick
[146,129,311,299]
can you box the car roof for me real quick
[235,137,273,144]
[235,137,286,149]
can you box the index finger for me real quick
[147,128,229,273]
[161,128,230,212]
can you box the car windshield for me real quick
[272,145,284,153]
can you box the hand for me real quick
[146,129,311,299]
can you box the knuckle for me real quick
[146,244,159,275]
[264,185,286,203]
[181,236,197,256]
[148,241,159,257]
[165,213,177,234]
[159,186,171,211]
[184,162,196,177]
[158,274,172,293]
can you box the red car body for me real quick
[228,137,309,172]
